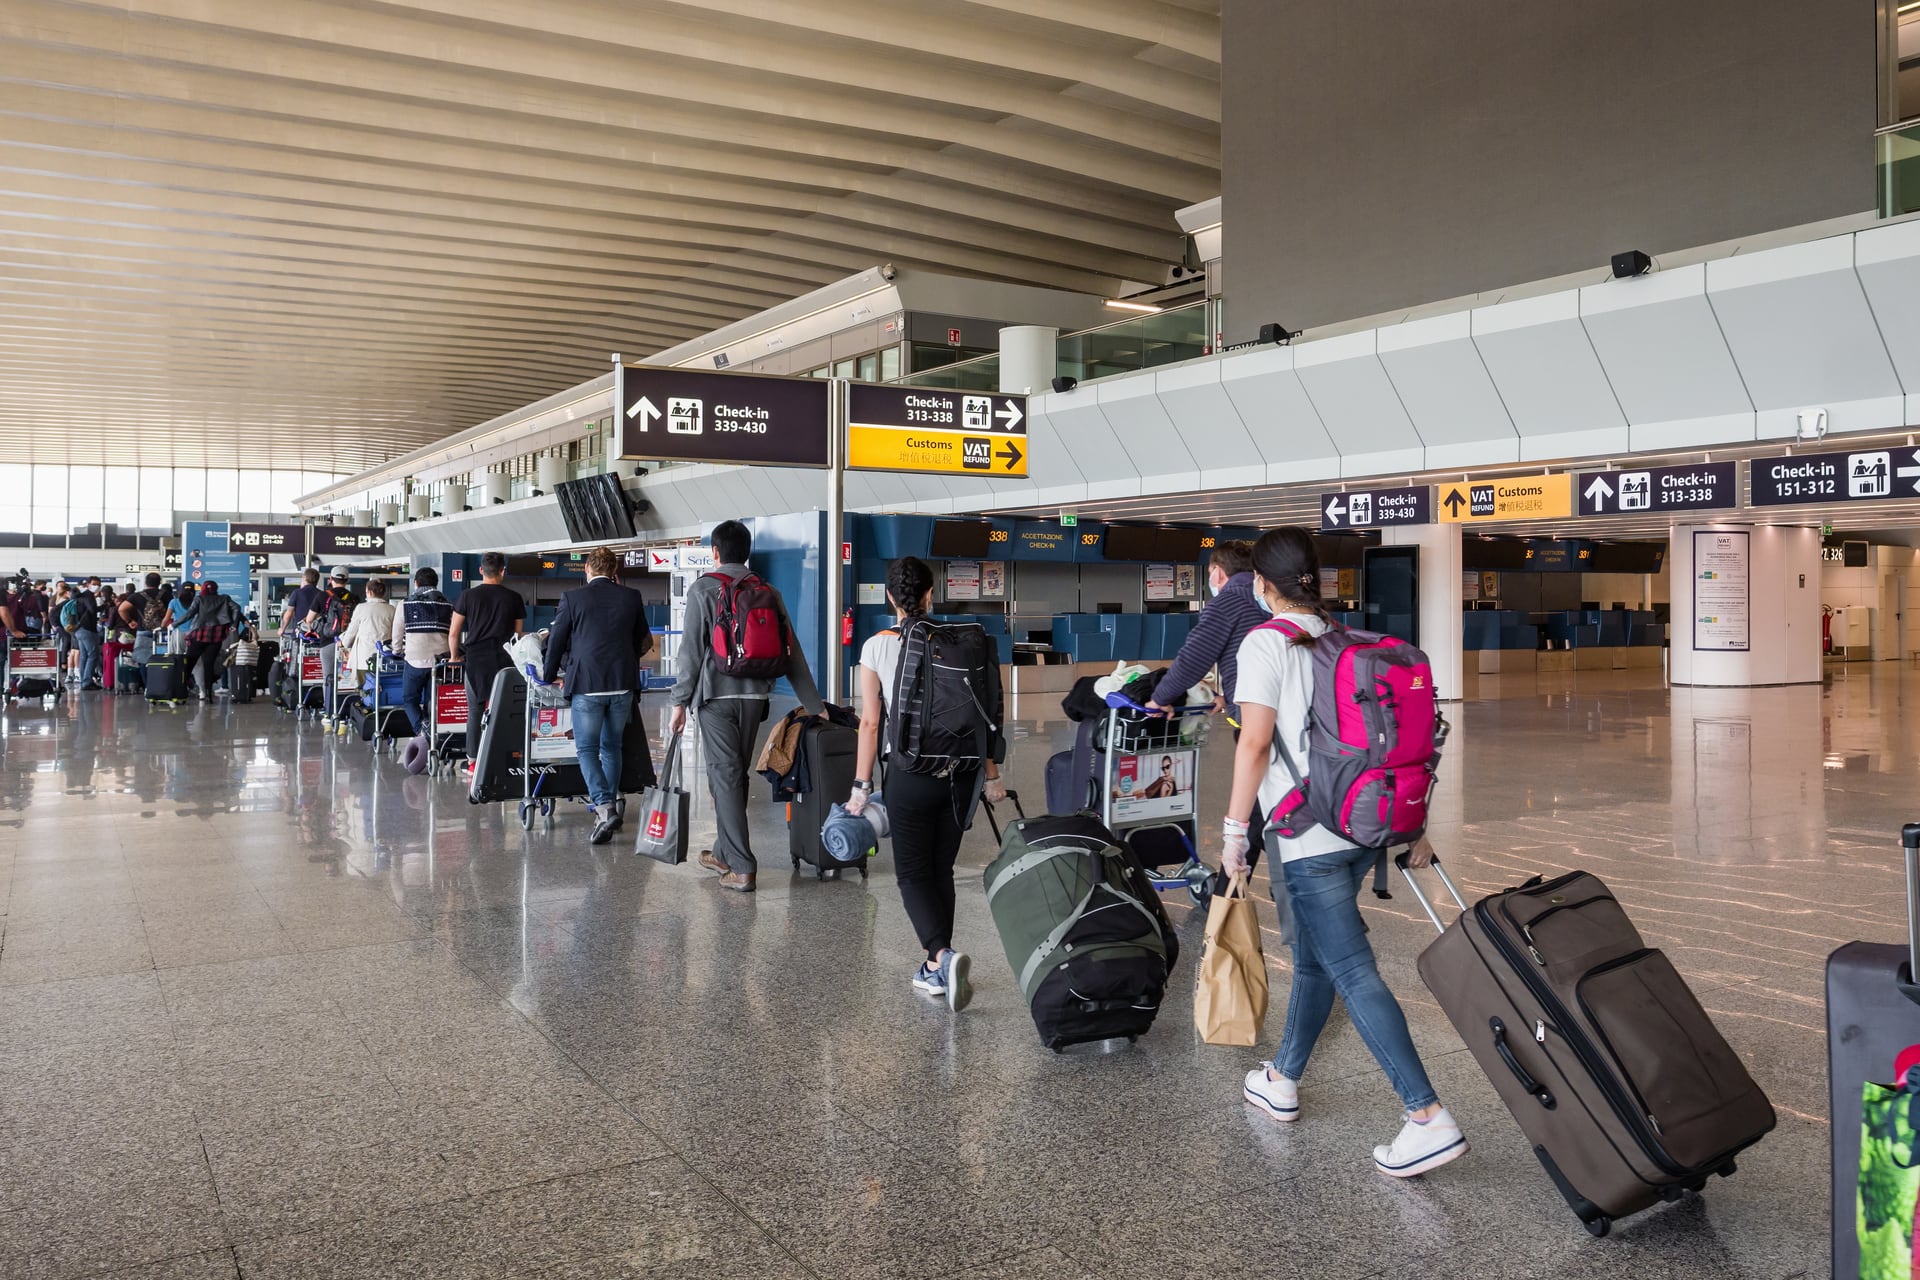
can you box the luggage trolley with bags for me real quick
[5,636,62,706]
[467,658,652,829]
[426,659,467,778]
[1396,853,1775,1238]
[1088,691,1215,904]
[283,637,329,720]
[347,647,411,752]
[1828,821,1920,1280]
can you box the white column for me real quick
[406,494,432,522]
[374,501,400,528]
[442,483,468,513]
[352,509,375,527]
[480,475,511,506]
[998,325,1058,396]
[535,456,567,491]
[1669,522,1821,686]
[1382,522,1464,702]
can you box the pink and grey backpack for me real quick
[1263,619,1448,850]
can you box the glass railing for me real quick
[890,301,1208,391]
[1879,121,1920,218]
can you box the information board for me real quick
[1438,475,1572,523]
[1321,486,1431,530]
[846,386,1028,477]
[1749,447,1920,506]
[1692,530,1750,653]
[1576,463,1736,516]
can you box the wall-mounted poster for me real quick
[1462,570,1481,601]
[1176,564,1196,597]
[980,561,1006,599]
[1692,530,1750,652]
[1144,563,1176,601]
[945,560,981,601]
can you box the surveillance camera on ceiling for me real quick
[880,263,896,281]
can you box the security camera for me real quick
[880,263,896,281]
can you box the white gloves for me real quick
[982,777,1007,805]
[845,788,869,817]
[1221,818,1251,876]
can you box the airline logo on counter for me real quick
[1438,474,1572,523]
[1750,447,1920,506]
[1320,486,1430,530]
[1575,462,1735,516]
[846,385,1028,477]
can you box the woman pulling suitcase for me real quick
[1223,527,1469,1179]
[846,556,1006,1012]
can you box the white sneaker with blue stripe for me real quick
[1373,1108,1467,1178]
[1243,1067,1300,1123]
[940,950,972,1012]
[912,961,946,996]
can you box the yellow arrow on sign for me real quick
[1438,474,1572,523]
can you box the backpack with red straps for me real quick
[706,571,790,679]
[1263,618,1448,850]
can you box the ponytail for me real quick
[886,556,934,619]
[1250,527,1334,643]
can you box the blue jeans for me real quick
[75,628,101,686]
[131,633,154,689]
[1273,846,1438,1111]
[570,692,631,810]
[401,664,433,734]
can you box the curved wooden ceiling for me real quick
[0,0,1219,471]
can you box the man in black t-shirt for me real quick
[447,551,526,765]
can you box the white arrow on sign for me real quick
[626,395,660,431]
[1897,449,1920,496]
[995,399,1023,431]
[1325,497,1346,525]
[1584,475,1614,511]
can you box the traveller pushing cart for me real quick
[1096,690,1215,904]
[290,637,329,721]
[516,664,592,831]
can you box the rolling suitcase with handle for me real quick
[1828,822,1920,1280]
[1397,854,1775,1237]
[789,719,863,880]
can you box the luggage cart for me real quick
[292,637,329,721]
[428,658,467,778]
[515,665,594,830]
[1097,692,1214,904]
[5,637,62,708]
[358,647,410,753]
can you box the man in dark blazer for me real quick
[540,545,655,844]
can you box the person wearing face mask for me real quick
[1226,527,1466,1181]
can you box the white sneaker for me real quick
[1373,1108,1467,1178]
[1243,1067,1300,1123]
[942,950,973,1013]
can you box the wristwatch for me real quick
[852,779,874,795]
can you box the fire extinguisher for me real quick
[842,607,854,648]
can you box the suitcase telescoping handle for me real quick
[1393,850,1468,935]
[1904,823,1920,984]
[980,788,1024,845]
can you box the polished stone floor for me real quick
[1,662,1908,1279]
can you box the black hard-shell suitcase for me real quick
[1399,856,1774,1237]
[228,663,255,704]
[467,669,653,806]
[789,722,863,879]
[1828,823,1920,1279]
[144,654,188,704]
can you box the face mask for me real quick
[1252,578,1278,617]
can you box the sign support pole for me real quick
[824,379,847,705]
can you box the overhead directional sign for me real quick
[1437,474,1573,523]
[1750,447,1920,506]
[846,385,1029,477]
[617,365,831,469]
[1320,486,1430,530]
[1575,462,1736,516]
[313,526,388,558]
[227,523,307,554]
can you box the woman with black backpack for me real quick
[1225,528,1468,1179]
[846,556,1005,1012]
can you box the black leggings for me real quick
[885,763,978,960]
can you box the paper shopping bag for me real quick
[633,732,690,865]
[1194,873,1269,1047]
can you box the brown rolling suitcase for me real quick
[1396,854,1775,1237]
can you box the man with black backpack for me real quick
[668,520,823,893]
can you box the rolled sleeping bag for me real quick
[819,804,879,865]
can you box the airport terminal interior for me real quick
[6,2,1920,1278]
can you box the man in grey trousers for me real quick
[668,520,823,893]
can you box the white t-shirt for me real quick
[1232,613,1352,864]
[858,628,902,717]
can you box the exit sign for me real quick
[1060,513,1078,527]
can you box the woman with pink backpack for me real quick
[1222,527,1468,1180]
